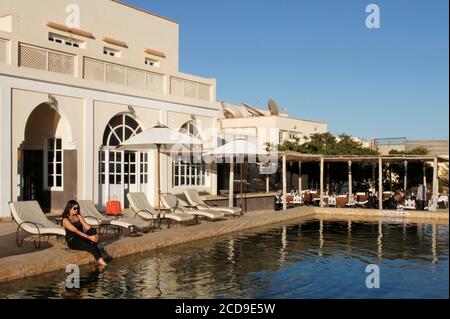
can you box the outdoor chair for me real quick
[9,201,66,249]
[78,200,150,235]
[127,192,194,228]
[437,195,448,209]
[346,195,357,207]
[162,193,225,222]
[356,193,369,207]
[397,198,416,210]
[328,195,337,207]
[184,189,242,217]
[293,192,303,205]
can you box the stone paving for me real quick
[0,206,447,283]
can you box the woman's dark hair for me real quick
[62,200,80,219]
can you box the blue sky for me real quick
[124,0,449,140]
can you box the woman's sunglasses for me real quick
[72,207,80,213]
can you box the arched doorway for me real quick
[21,103,76,212]
[99,114,149,208]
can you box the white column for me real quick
[404,160,408,192]
[348,161,353,198]
[160,110,168,196]
[423,162,427,186]
[298,161,302,195]
[266,175,270,193]
[431,157,438,212]
[229,157,234,207]
[282,155,287,211]
[0,85,12,217]
[378,157,383,210]
[320,157,324,208]
[83,99,94,200]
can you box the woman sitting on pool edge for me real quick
[62,200,109,266]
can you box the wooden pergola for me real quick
[277,151,449,211]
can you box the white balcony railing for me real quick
[84,57,165,94]
[84,57,212,102]
[19,43,75,76]
[170,76,211,101]
[0,38,8,64]
[12,43,213,103]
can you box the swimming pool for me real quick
[0,218,448,299]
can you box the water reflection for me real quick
[0,219,448,299]
[319,219,324,257]
[432,224,438,265]
[279,226,287,264]
[377,220,383,260]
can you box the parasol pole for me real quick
[157,144,161,211]
[240,162,244,209]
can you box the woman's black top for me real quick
[64,217,84,242]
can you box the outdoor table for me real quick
[155,208,172,218]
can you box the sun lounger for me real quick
[162,193,225,221]
[78,200,150,234]
[127,192,194,228]
[184,189,242,217]
[9,201,66,249]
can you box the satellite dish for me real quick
[242,103,264,117]
[221,101,244,119]
[268,99,280,116]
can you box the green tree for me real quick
[388,147,429,156]
[277,133,378,156]
[387,147,432,192]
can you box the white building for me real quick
[0,0,220,216]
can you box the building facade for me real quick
[0,0,220,216]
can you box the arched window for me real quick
[180,120,200,139]
[102,114,142,147]
[173,121,209,188]
[98,113,150,208]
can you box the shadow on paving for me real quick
[0,229,124,259]
[0,232,55,258]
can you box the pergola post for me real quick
[404,160,408,192]
[229,157,234,207]
[298,161,302,196]
[282,155,287,211]
[378,157,383,210]
[320,157,324,208]
[348,161,353,199]
[431,157,438,211]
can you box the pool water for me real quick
[0,219,448,299]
